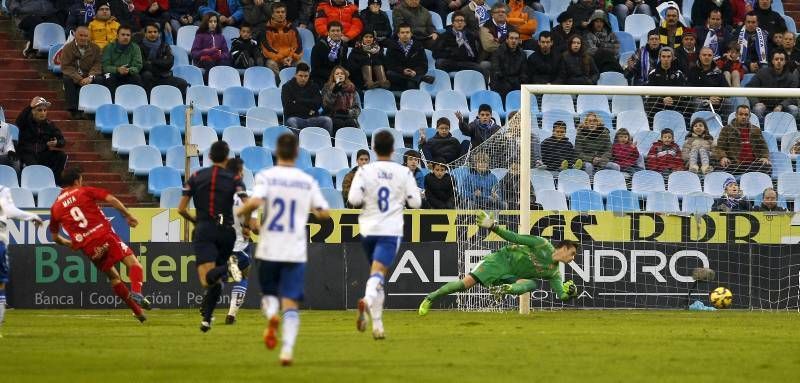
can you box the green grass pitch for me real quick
[1,309,799,382]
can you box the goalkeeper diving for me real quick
[418,211,579,315]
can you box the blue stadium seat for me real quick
[606,190,640,212]
[541,110,575,131]
[36,186,61,208]
[242,168,254,190]
[597,71,628,86]
[222,125,256,154]
[299,126,333,153]
[424,49,435,73]
[111,124,146,155]
[245,107,280,136]
[169,104,204,132]
[176,25,198,53]
[703,171,735,196]
[682,192,714,214]
[667,171,702,197]
[188,125,218,153]
[207,105,241,134]
[148,124,182,155]
[690,111,724,137]
[420,69,451,96]
[128,145,163,176]
[279,67,296,86]
[569,189,604,212]
[357,108,390,137]
[19,165,56,195]
[781,131,800,154]
[611,95,644,115]
[33,23,65,54]
[303,167,334,188]
[335,168,350,190]
[653,110,686,132]
[148,166,182,197]
[159,186,184,208]
[740,172,773,199]
[394,109,429,137]
[208,66,241,93]
[223,86,256,114]
[557,169,590,195]
[435,90,469,115]
[335,127,369,153]
[645,191,680,212]
[617,110,650,136]
[401,89,434,117]
[115,84,149,113]
[593,169,627,197]
[784,14,796,34]
[47,43,62,73]
[0,165,18,188]
[538,189,568,210]
[505,90,522,113]
[576,94,610,115]
[314,147,350,173]
[764,111,798,136]
[165,145,201,174]
[469,90,505,117]
[453,70,486,97]
[364,89,398,117]
[258,88,284,116]
[173,65,204,86]
[533,11,550,38]
[321,187,345,209]
[614,31,635,54]
[770,152,792,179]
[186,85,220,113]
[778,173,800,199]
[10,187,35,208]
[240,146,273,172]
[170,45,190,68]
[6,123,18,141]
[296,148,313,169]
[624,14,655,41]
[298,27,315,50]
[634,130,660,156]
[95,103,129,134]
[429,10,445,33]
[132,104,166,133]
[78,84,112,113]
[490,168,508,182]
[222,26,239,50]
[541,94,575,114]
[150,85,184,113]
[607,13,620,32]
[262,125,293,151]
[243,66,277,94]
[631,170,666,196]
[372,127,405,149]
[531,168,555,193]
[761,131,779,154]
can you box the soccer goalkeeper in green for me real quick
[418,211,579,316]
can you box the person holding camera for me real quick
[321,65,361,133]
[15,97,68,186]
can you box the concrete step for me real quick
[52,119,95,130]
[64,140,107,152]
[0,79,61,92]
[4,109,70,121]
[0,98,67,110]
[69,160,126,173]
[0,39,26,50]
[0,69,44,79]
[68,151,107,162]
[2,90,59,99]
[83,172,126,182]
[62,131,94,141]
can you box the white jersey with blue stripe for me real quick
[251,166,328,263]
[232,193,257,253]
[347,160,421,237]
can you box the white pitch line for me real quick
[598,293,707,296]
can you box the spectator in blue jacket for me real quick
[403,150,428,189]
[460,151,499,209]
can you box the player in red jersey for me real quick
[49,168,151,322]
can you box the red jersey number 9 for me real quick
[70,206,88,228]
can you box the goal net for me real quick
[445,84,800,312]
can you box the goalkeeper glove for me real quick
[561,280,578,301]
[476,210,496,230]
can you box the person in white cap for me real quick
[14,97,68,185]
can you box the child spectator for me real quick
[420,117,463,164]
[717,41,744,87]
[424,160,455,209]
[575,112,617,175]
[712,177,752,212]
[457,106,501,148]
[541,121,582,171]
[612,128,641,177]
[460,151,499,208]
[190,13,231,70]
[646,128,684,176]
[682,118,714,174]
[359,0,392,45]
[342,149,370,207]
[404,150,428,189]
[230,23,263,69]
[790,139,800,159]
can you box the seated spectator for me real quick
[404,150,428,189]
[648,47,688,115]
[645,128,684,176]
[281,63,334,132]
[457,107,500,148]
[460,151,498,208]
[566,0,596,32]
[433,11,489,80]
[0,120,19,172]
[790,139,800,159]
[460,0,491,33]
[230,23,263,69]
[576,112,618,175]
[501,111,543,168]
[424,160,455,209]
[753,187,787,212]
[506,0,536,41]
[527,31,561,84]
[321,66,361,132]
[190,13,231,70]
[612,128,641,177]
[261,3,301,77]
[583,9,621,73]
[134,0,171,33]
[66,0,98,32]
[384,24,433,91]
[613,0,652,29]
[557,34,598,85]
[342,149,370,208]
[746,51,799,118]
[712,177,752,212]
[392,0,438,48]
[348,32,391,90]
[310,21,348,87]
[360,0,392,45]
[89,2,121,49]
[691,0,732,29]
[479,3,515,60]
[736,12,769,74]
[688,47,728,110]
[625,30,661,86]
[8,0,58,57]
[769,25,787,53]
[714,104,771,175]
[717,41,745,86]
[420,117,463,163]
[675,28,699,73]
[696,9,732,60]
[137,22,189,95]
[490,30,527,98]
[541,120,582,172]
[61,26,105,119]
[314,0,362,44]
[15,97,67,185]
[198,0,242,26]
[753,0,785,38]
[168,0,198,36]
[683,119,714,174]
[239,0,270,40]
[550,11,574,55]
[496,160,540,210]
[781,30,800,73]
[102,25,144,92]
[278,0,316,30]
[658,5,685,49]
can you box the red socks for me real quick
[128,264,143,294]
[112,282,142,316]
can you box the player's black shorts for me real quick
[193,221,236,266]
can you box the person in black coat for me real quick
[541,120,580,171]
[424,161,455,209]
[384,23,433,91]
[137,22,189,95]
[527,31,561,84]
[432,10,488,79]
[16,98,67,185]
[348,31,391,90]
[359,0,392,45]
[490,30,528,98]
[557,34,598,85]
[281,63,334,132]
[310,21,349,87]
[420,117,463,163]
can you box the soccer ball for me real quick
[709,287,733,309]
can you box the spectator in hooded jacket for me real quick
[310,21,349,87]
[314,0,363,43]
[420,117,463,163]
[433,11,489,78]
[198,0,243,26]
[261,3,302,76]
[490,30,528,98]
[190,13,231,70]
[137,22,189,95]
[575,112,618,175]
[89,2,121,49]
[360,0,392,45]
[15,97,67,185]
[583,9,621,73]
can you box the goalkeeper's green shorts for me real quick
[469,251,518,287]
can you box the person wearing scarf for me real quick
[712,178,753,212]
[696,9,732,60]
[348,32,391,90]
[658,6,684,49]
[384,24,432,91]
[479,3,516,60]
[101,24,144,93]
[66,0,96,32]
[460,0,491,32]
[137,22,189,95]
[433,10,488,80]
[321,66,361,132]
[625,29,661,85]
[736,12,768,73]
[310,21,348,87]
